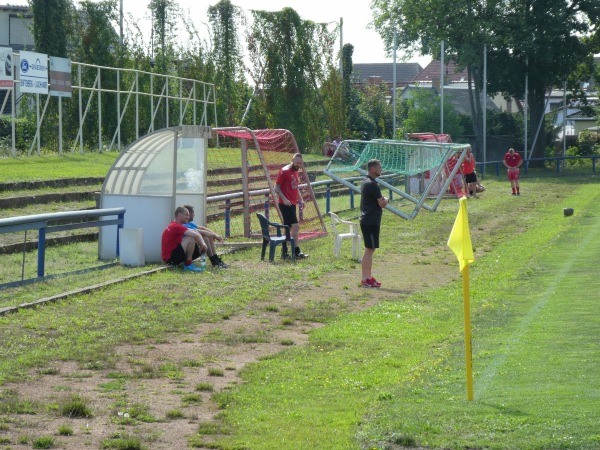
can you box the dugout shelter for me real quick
[99,126,326,263]
[99,125,211,262]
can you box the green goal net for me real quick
[323,139,470,220]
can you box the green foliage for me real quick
[57,424,73,436]
[0,390,39,414]
[349,83,393,140]
[101,435,145,450]
[341,43,354,134]
[320,67,345,141]
[578,129,599,155]
[32,436,55,449]
[165,409,184,419]
[149,0,178,66]
[0,116,36,154]
[60,394,93,418]
[31,0,73,57]
[372,0,600,159]
[208,0,248,127]
[486,110,524,140]
[195,382,214,392]
[246,7,337,150]
[398,88,466,138]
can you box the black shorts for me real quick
[166,243,200,265]
[465,172,477,183]
[279,203,298,227]
[360,223,380,249]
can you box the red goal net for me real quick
[206,127,326,243]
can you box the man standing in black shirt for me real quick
[360,159,388,287]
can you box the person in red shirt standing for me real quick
[461,147,479,198]
[161,206,208,272]
[275,153,308,259]
[503,148,523,195]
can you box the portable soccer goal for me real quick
[208,127,327,243]
[323,139,470,220]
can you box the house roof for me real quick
[0,4,30,13]
[411,60,469,83]
[351,63,423,84]
[567,110,597,121]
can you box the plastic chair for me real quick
[329,212,361,262]
[256,213,295,262]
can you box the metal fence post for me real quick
[37,227,46,278]
[225,199,231,238]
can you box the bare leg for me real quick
[291,223,300,252]
[181,236,199,261]
[469,182,478,197]
[203,236,216,257]
[361,247,375,281]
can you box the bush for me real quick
[0,116,36,152]
[578,129,598,155]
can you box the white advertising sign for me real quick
[19,51,49,94]
[0,47,13,88]
[49,56,72,98]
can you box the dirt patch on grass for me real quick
[0,246,459,449]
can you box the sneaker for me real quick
[517,192,520,196]
[360,278,381,288]
[369,277,382,287]
[184,263,205,273]
[217,260,229,268]
[295,252,309,259]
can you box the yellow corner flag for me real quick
[447,197,476,400]
[447,197,475,272]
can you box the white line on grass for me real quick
[476,216,600,397]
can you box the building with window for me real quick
[0,4,34,115]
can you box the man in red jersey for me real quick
[503,148,523,195]
[275,153,308,259]
[161,206,208,272]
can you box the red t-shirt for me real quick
[462,155,476,174]
[161,221,188,262]
[276,165,300,205]
[504,152,522,168]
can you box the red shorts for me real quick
[508,168,520,181]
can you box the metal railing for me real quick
[1,55,217,157]
[0,208,125,289]
[477,155,600,177]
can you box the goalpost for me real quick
[323,139,470,220]
[207,127,327,243]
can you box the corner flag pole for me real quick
[447,197,475,401]
[463,264,474,401]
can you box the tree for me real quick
[320,66,345,139]
[398,89,466,139]
[246,7,337,150]
[73,0,120,65]
[372,0,600,160]
[341,43,353,134]
[30,0,73,57]
[208,0,247,126]
[149,0,178,72]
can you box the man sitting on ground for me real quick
[161,206,208,273]
[322,136,337,157]
[183,205,228,268]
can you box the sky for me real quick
[8,0,432,67]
